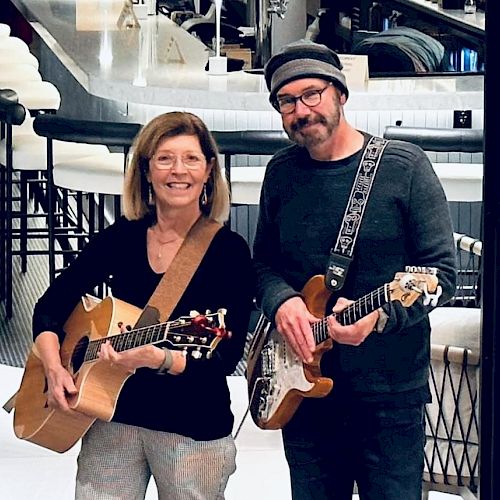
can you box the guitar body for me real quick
[247,275,334,430]
[247,270,441,430]
[14,296,142,453]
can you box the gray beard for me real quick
[286,111,340,149]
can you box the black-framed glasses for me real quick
[273,83,333,114]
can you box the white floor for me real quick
[0,364,460,500]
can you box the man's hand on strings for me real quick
[327,297,379,346]
[275,297,318,363]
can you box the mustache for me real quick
[291,115,327,133]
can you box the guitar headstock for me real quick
[166,308,229,359]
[389,267,442,308]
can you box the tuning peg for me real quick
[422,284,443,306]
[189,310,200,317]
[191,349,202,359]
[205,309,211,315]
[217,309,227,330]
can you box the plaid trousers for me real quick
[75,420,236,500]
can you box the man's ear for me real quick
[340,93,347,105]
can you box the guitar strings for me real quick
[310,284,388,343]
[69,319,201,361]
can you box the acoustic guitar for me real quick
[13,295,228,453]
[246,267,442,430]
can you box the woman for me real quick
[32,112,254,499]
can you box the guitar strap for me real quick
[324,136,389,292]
[2,216,222,414]
[134,215,222,328]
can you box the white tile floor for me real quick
[1,364,460,500]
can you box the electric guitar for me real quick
[13,295,228,453]
[246,268,442,430]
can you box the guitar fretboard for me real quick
[84,323,172,362]
[311,284,389,345]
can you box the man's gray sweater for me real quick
[253,135,456,395]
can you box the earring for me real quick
[201,184,208,206]
[148,183,154,205]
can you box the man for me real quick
[253,39,456,499]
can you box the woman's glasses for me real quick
[151,152,206,170]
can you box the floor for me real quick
[0,364,291,500]
[1,363,465,500]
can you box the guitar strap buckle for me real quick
[325,253,352,291]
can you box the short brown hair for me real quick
[122,112,230,223]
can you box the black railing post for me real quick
[479,3,500,499]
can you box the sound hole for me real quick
[71,336,89,373]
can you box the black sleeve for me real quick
[253,160,302,323]
[32,220,126,343]
[382,144,457,333]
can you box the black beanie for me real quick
[264,39,349,104]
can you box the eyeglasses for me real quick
[151,152,206,171]
[273,83,333,114]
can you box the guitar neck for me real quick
[312,283,390,346]
[84,322,171,362]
